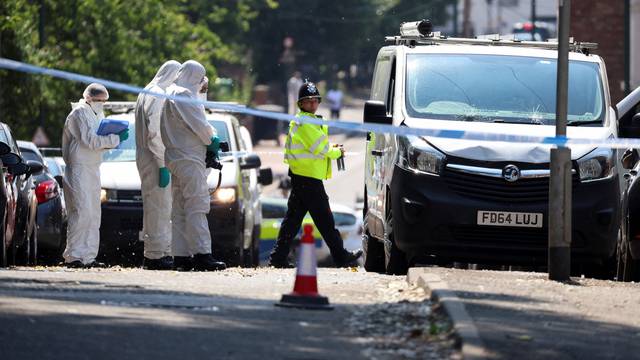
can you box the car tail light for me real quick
[36,179,59,204]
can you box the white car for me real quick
[98,102,272,266]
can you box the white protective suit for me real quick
[62,86,120,264]
[135,60,181,260]
[160,60,216,257]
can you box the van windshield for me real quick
[405,54,604,125]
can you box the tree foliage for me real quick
[0,0,274,145]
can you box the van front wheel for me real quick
[384,208,408,275]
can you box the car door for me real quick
[231,117,254,249]
[0,125,18,249]
[365,50,395,239]
[6,128,32,247]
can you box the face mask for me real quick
[89,101,104,114]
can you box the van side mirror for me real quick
[240,153,261,170]
[258,168,273,186]
[26,160,44,176]
[363,100,392,125]
[622,148,639,170]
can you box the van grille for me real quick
[449,225,586,249]
[443,168,579,203]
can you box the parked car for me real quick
[615,88,640,282]
[259,196,363,266]
[98,102,272,266]
[0,123,43,267]
[18,141,67,264]
[362,21,640,275]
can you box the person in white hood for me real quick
[160,60,226,271]
[135,60,181,270]
[62,83,128,268]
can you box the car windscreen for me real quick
[207,120,231,145]
[20,149,42,162]
[103,120,135,162]
[45,158,62,176]
[0,128,9,144]
[405,54,605,125]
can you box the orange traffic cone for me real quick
[275,224,333,310]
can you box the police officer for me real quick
[269,82,363,268]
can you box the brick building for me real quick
[570,0,627,103]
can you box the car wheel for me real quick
[28,225,37,266]
[617,235,640,282]
[383,207,408,275]
[362,210,385,273]
[0,220,6,268]
[242,225,261,268]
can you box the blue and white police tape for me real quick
[1,57,639,149]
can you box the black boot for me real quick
[84,261,108,269]
[268,256,295,269]
[143,256,174,270]
[64,260,85,268]
[193,253,226,271]
[334,249,363,268]
[173,256,194,271]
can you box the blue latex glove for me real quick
[207,135,220,157]
[118,128,129,142]
[158,167,170,188]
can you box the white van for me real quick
[362,22,640,275]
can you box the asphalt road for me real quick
[0,266,455,360]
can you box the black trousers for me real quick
[270,171,346,262]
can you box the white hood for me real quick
[100,159,239,191]
[404,118,612,162]
[100,161,141,190]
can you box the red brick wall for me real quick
[571,0,625,103]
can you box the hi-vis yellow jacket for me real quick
[284,111,342,180]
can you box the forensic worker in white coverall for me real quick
[135,60,181,270]
[160,60,226,271]
[62,83,129,268]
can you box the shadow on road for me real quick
[0,275,362,360]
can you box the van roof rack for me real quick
[387,19,597,54]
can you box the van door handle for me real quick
[371,150,384,157]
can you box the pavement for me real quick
[0,266,456,360]
[408,267,640,359]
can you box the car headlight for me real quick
[211,188,236,203]
[577,148,614,182]
[398,136,446,176]
[100,189,119,203]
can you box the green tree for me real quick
[0,0,274,145]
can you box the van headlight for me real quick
[577,148,614,182]
[100,189,108,203]
[211,188,236,203]
[398,136,446,176]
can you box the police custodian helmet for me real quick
[298,82,322,103]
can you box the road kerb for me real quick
[407,268,488,360]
